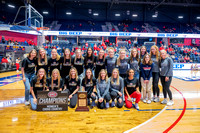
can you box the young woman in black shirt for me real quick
[84,47,96,75]
[60,48,72,79]
[30,68,47,110]
[124,69,141,110]
[36,48,48,76]
[47,68,64,91]
[82,68,97,108]
[21,49,37,105]
[95,49,105,79]
[64,67,80,108]
[48,49,60,76]
[73,49,84,79]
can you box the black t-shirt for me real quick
[48,58,60,76]
[124,78,139,95]
[22,57,37,75]
[81,77,96,96]
[30,76,46,97]
[72,57,84,75]
[84,56,96,69]
[95,58,105,70]
[65,76,80,94]
[36,58,48,74]
[60,57,72,77]
[47,77,64,91]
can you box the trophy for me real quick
[75,91,89,111]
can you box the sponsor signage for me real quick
[173,63,200,70]
[37,91,68,111]
[42,31,200,38]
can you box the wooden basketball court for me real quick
[0,71,199,133]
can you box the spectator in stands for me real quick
[179,56,185,63]
[10,41,14,46]
[1,36,5,44]
[1,57,8,70]
[7,56,12,69]
[28,40,33,46]
[159,44,165,51]
[184,55,190,63]
[14,41,19,45]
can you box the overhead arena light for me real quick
[197,17,200,19]
[115,14,120,17]
[8,4,15,8]
[93,13,99,16]
[178,16,183,19]
[152,15,157,18]
[66,12,72,15]
[132,14,138,17]
[43,11,48,14]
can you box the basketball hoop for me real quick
[37,27,49,31]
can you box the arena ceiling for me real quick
[1,0,200,23]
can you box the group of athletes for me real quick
[21,45,174,110]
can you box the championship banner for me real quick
[37,91,68,111]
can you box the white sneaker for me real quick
[152,97,156,102]
[143,99,146,103]
[25,101,30,106]
[161,99,168,104]
[135,103,139,110]
[17,70,19,72]
[167,100,174,106]
[147,100,151,104]
[155,97,160,102]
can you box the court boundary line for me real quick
[163,85,187,133]
[124,85,186,133]
[124,105,167,133]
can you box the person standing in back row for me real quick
[150,45,160,102]
[48,49,60,76]
[160,50,174,106]
[21,49,37,105]
[95,49,105,79]
[105,47,117,77]
[60,48,72,79]
[116,49,129,78]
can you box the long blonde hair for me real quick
[38,48,48,65]
[130,48,139,62]
[150,45,159,61]
[64,48,71,63]
[51,68,61,90]
[36,68,47,90]
[117,49,126,66]
[97,49,105,61]
[111,68,120,85]
[69,67,78,81]
[98,69,108,83]
[51,49,60,61]
[74,49,84,63]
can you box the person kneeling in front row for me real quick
[124,69,141,110]
[96,69,111,109]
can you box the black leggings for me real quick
[139,71,142,92]
[98,93,111,109]
[152,72,160,97]
[160,76,173,100]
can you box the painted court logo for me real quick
[48,91,58,98]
